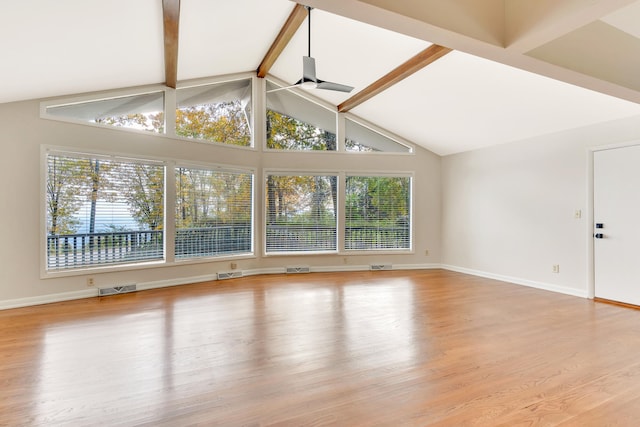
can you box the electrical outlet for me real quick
[574,209,582,219]
[230,262,238,270]
[552,264,560,273]
[87,277,95,287]
[425,249,429,256]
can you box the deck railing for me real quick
[47,230,164,270]
[265,224,409,252]
[175,225,252,259]
[47,224,409,269]
[47,225,251,270]
[345,225,410,250]
[265,224,337,252]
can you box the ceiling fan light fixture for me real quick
[301,81,317,89]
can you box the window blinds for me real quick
[46,153,165,270]
[175,167,253,259]
[345,176,411,250]
[265,174,337,252]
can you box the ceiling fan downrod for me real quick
[306,6,313,57]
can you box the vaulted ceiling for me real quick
[2,0,640,155]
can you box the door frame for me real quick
[588,140,640,300]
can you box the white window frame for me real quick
[174,75,256,148]
[342,114,415,154]
[41,146,257,279]
[40,85,168,136]
[343,172,414,255]
[40,73,258,152]
[264,76,339,153]
[262,170,414,256]
[41,147,168,277]
[173,161,255,261]
[263,169,340,256]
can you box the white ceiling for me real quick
[1,0,640,155]
[0,0,164,102]
[601,1,640,39]
[351,51,640,155]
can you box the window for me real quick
[265,174,337,253]
[345,119,411,153]
[46,152,165,271]
[176,79,252,146]
[345,176,411,250]
[175,166,253,259]
[45,92,165,133]
[266,81,336,151]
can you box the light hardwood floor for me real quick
[1,270,640,426]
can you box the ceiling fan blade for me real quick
[316,80,354,93]
[302,56,318,82]
[266,84,301,93]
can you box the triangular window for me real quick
[45,92,165,133]
[345,118,411,153]
[176,79,252,146]
[266,81,336,151]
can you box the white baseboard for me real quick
[313,265,369,272]
[135,273,219,291]
[0,275,220,311]
[397,263,441,270]
[0,289,98,310]
[242,267,286,276]
[441,264,589,298]
[243,264,441,275]
[1,263,585,310]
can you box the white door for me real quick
[594,145,640,305]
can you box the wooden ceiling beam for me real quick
[338,44,453,113]
[257,3,308,78]
[162,0,181,89]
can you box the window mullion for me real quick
[165,162,176,263]
[164,88,177,138]
[337,172,346,253]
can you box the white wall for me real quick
[7,89,637,308]
[0,98,441,307]
[442,114,640,297]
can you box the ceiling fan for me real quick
[268,6,354,94]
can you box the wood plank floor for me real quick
[2,269,640,426]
